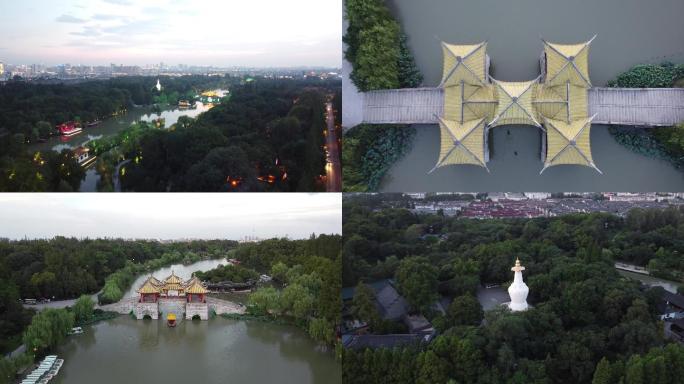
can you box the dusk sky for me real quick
[0,0,341,67]
[0,194,341,240]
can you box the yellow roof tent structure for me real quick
[440,41,489,87]
[533,82,589,123]
[489,78,541,128]
[443,83,497,123]
[542,36,595,87]
[542,116,601,174]
[185,278,208,294]
[430,117,488,172]
[137,278,160,294]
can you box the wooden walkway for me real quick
[359,87,684,127]
[588,87,684,126]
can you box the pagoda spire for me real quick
[507,257,529,311]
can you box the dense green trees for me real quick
[238,235,340,347]
[72,295,94,324]
[117,78,336,192]
[342,0,422,192]
[395,257,438,314]
[194,264,259,283]
[23,308,74,355]
[342,200,684,383]
[0,279,33,354]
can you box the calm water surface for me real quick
[51,317,340,384]
[618,269,681,293]
[380,0,684,191]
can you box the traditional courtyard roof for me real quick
[164,271,183,285]
[489,78,541,128]
[440,41,488,87]
[542,36,595,87]
[185,278,208,294]
[431,117,487,172]
[542,116,601,173]
[137,277,160,294]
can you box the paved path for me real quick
[22,291,101,311]
[325,102,342,192]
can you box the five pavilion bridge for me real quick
[99,271,246,321]
[358,87,684,127]
[344,36,684,174]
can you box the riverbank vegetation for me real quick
[343,0,422,191]
[93,78,337,192]
[194,264,259,283]
[342,200,684,383]
[232,235,341,348]
[0,75,232,192]
[0,75,231,142]
[0,237,238,351]
[608,62,684,171]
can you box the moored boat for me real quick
[57,122,82,137]
[167,313,176,327]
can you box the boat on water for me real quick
[167,313,177,327]
[68,326,84,335]
[22,356,63,384]
[56,121,82,137]
[86,120,101,127]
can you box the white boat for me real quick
[68,326,84,335]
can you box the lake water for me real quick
[50,317,340,384]
[618,269,681,293]
[379,0,684,191]
[43,257,340,384]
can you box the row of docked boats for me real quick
[21,355,63,384]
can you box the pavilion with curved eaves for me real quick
[430,37,600,174]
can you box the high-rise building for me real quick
[0,62,4,76]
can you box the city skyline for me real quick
[0,193,342,240]
[0,0,341,67]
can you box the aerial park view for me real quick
[341,193,684,384]
[342,0,684,192]
[0,0,342,192]
[0,194,342,384]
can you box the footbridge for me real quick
[353,87,684,127]
[343,37,684,174]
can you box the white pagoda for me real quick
[507,258,529,311]
[155,79,161,92]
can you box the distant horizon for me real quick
[0,234,336,241]
[0,193,342,240]
[0,0,341,67]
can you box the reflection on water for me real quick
[380,0,684,191]
[381,125,684,191]
[50,317,341,384]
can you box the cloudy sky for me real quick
[0,193,341,240]
[0,0,341,67]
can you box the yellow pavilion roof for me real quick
[430,117,488,172]
[443,83,497,123]
[440,41,488,87]
[533,83,588,123]
[137,278,160,294]
[490,78,541,128]
[185,279,208,294]
[163,283,184,291]
[543,36,595,87]
[164,271,183,285]
[542,116,601,173]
